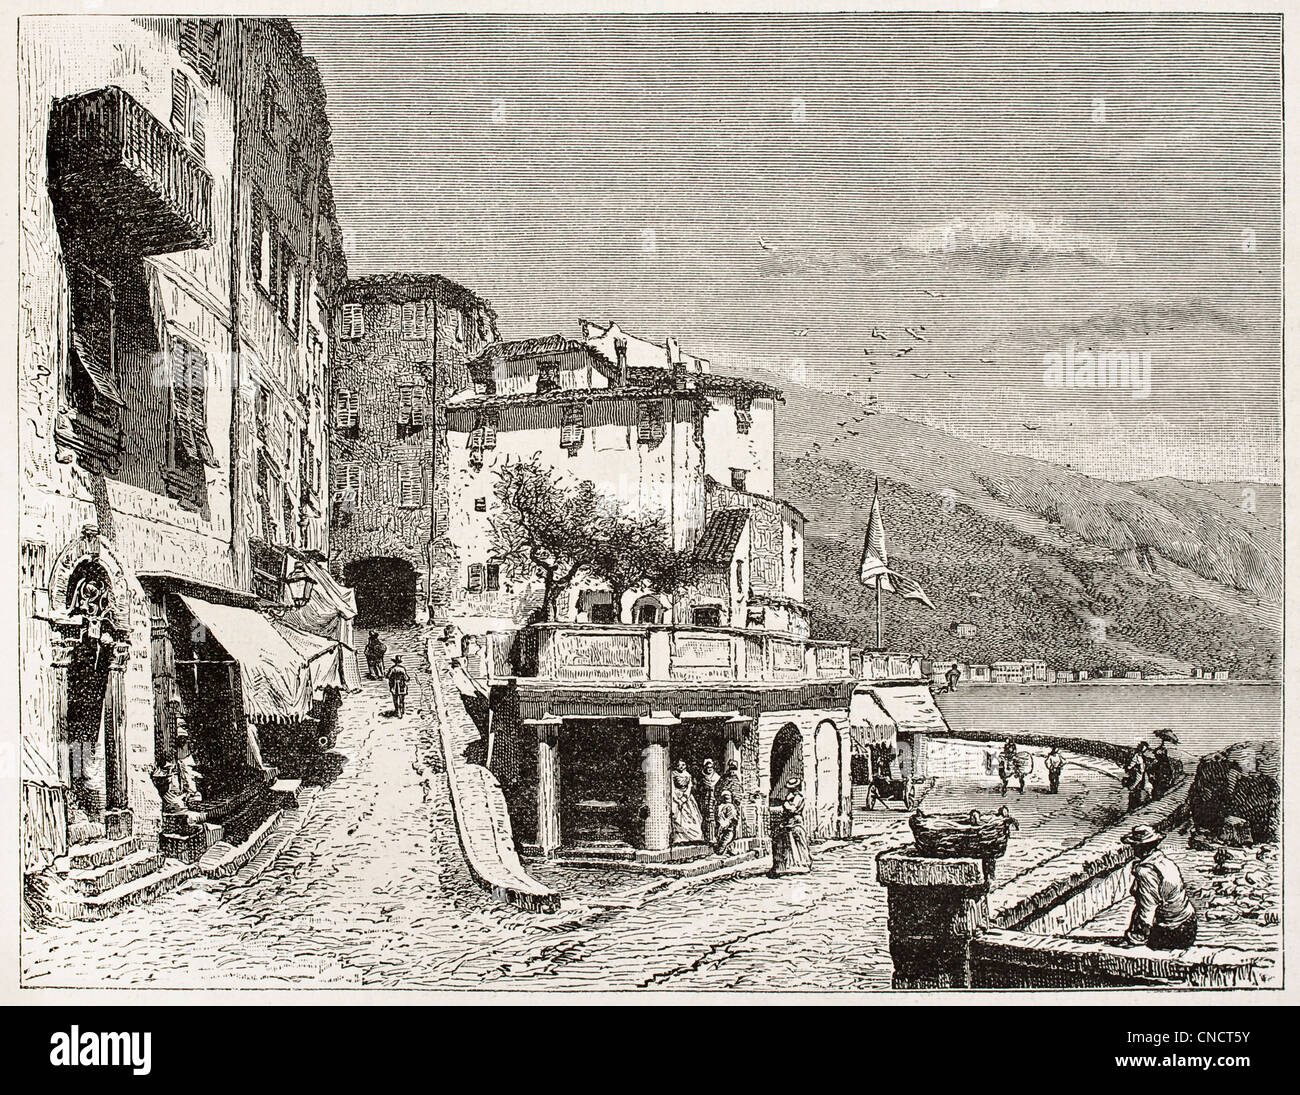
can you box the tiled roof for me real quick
[694,508,749,564]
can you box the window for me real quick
[334,388,360,435]
[261,80,278,135]
[735,393,753,435]
[730,468,747,492]
[468,411,497,463]
[397,463,423,509]
[286,264,299,332]
[467,563,485,593]
[536,360,560,393]
[735,559,745,592]
[301,433,315,496]
[560,404,584,451]
[790,544,799,574]
[397,385,427,434]
[277,235,292,320]
[400,300,428,340]
[332,462,361,522]
[170,70,206,159]
[692,606,722,628]
[341,303,364,340]
[637,400,666,447]
[486,562,501,592]
[66,263,120,416]
[169,337,216,468]
[474,497,487,512]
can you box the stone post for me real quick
[876,849,991,989]
[641,722,672,853]
[535,722,562,856]
[102,641,133,839]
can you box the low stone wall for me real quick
[971,929,1275,989]
[425,637,560,913]
[989,775,1188,935]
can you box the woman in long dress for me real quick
[670,759,704,844]
[770,778,812,876]
[699,759,721,845]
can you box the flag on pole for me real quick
[859,483,889,583]
[859,480,934,608]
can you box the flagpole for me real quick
[875,574,883,650]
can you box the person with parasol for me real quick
[1149,728,1183,800]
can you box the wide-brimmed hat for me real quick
[785,777,802,789]
[1155,728,1180,744]
[1120,824,1164,848]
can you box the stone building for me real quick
[439,322,944,868]
[19,16,351,917]
[328,273,499,626]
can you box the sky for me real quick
[296,12,1282,483]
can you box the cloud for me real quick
[897,212,1131,274]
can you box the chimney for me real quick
[615,338,628,385]
[666,336,681,366]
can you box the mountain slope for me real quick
[760,376,1281,676]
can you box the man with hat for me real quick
[1124,741,1153,812]
[386,655,410,718]
[1120,824,1197,950]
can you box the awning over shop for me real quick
[848,688,896,750]
[872,684,951,736]
[179,595,343,724]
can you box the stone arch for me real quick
[770,722,804,804]
[629,593,668,624]
[47,525,130,635]
[814,719,843,840]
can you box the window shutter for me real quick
[399,463,422,509]
[486,563,501,592]
[189,86,206,158]
[637,400,665,446]
[467,564,485,593]
[560,405,584,449]
[335,388,359,430]
[250,204,262,286]
[170,71,188,136]
[198,20,220,83]
[481,411,497,449]
[411,396,426,428]
[342,303,364,339]
[178,20,200,66]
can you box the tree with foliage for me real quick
[587,501,700,622]
[490,456,603,621]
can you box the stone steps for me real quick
[69,834,145,870]
[60,861,199,921]
[68,849,168,896]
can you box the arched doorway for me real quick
[770,723,804,804]
[344,557,417,628]
[814,720,842,839]
[631,595,666,624]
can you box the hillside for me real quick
[761,377,1282,677]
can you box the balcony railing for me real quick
[507,623,917,686]
[48,86,214,255]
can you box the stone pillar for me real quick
[102,641,133,839]
[641,723,672,853]
[149,593,178,765]
[723,717,748,837]
[50,636,77,789]
[876,850,991,989]
[535,722,562,856]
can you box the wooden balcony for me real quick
[517,623,869,686]
[48,86,213,256]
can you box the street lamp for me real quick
[284,564,316,608]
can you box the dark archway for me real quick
[344,557,417,628]
[770,723,804,804]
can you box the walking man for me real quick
[386,655,409,718]
[365,631,387,680]
[1044,746,1065,794]
[945,664,961,693]
[1119,825,1198,950]
[1125,742,1153,813]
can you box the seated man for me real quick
[1119,825,1198,950]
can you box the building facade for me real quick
[439,322,938,866]
[19,16,350,912]
[328,273,499,626]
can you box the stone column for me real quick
[876,849,991,989]
[149,593,177,764]
[723,717,748,837]
[641,722,672,853]
[50,636,77,788]
[535,722,562,856]
[102,641,133,839]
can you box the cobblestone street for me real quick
[22,633,1137,992]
